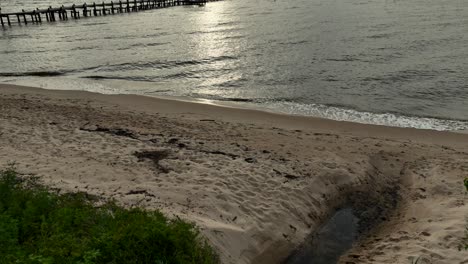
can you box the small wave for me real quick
[80,75,152,82]
[145,42,168,47]
[122,42,169,49]
[69,46,98,51]
[0,71,67,77]
[161,72,197,79]
[220,98,255,103]
[367,52,404,63]
[367,33,394,39]
[217,79,248,88]
[146,89,173,94]
[90,55,238,72]
[188,93,258,103]
[83,22,109,26]
[0,51,17,55]
[407,38,454,52]
[278,40,308,46]
[260,101,468,131]
[323,77,340,82]
[221,35,245,40]
[1,34,30,39]
[142,32,170,38]
[326,55,360,62]
[216,21,236,26]
[245,11,273,16]
[187,27,242,35]
[362,69,437,84]
[81,67,230,81]
[81,75,113,80]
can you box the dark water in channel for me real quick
[285,208,359,264]
[1,0,468,130]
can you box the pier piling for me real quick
[0,8,3,27]
[21,10,27,25]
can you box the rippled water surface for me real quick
[1,0,467,130]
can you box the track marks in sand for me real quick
[339,155,468,264]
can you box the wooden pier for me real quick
[0,0,217,27]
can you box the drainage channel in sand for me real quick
[284,163,401,264]
[284,208,359,264]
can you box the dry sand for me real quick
[0,83,467,264]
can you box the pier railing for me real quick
[0,0,218,27]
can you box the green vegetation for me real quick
[0,168,219,264]
[462,227,468,251]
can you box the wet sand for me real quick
[1,84,467,263]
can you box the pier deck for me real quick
[0,0,218,27]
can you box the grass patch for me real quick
[0,168,219,264]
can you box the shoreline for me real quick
[2,83,468,148]
[3,77,468,132]
[1,83,467,263]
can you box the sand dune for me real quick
[0,84,467,263]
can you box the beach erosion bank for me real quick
[0,83,467,263]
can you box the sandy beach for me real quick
[0,83,467,263]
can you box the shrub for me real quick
[0,168,218,264]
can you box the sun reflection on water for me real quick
[188,2,245,98]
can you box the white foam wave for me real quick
[260,101,468,131]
